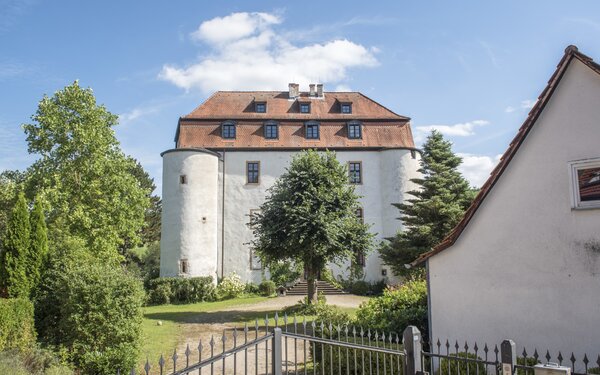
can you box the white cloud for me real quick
[160,12,378,93]
[457,153,502,188]
[118,107,158,125]
[415,120,489,143]
[334,84,352,92]
[505,99,535,113]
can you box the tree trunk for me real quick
[306,265,318,304]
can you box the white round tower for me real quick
[160,148,220,281]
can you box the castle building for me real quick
[160,83,421,284]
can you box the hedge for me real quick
[147,277,216,305]
[0,298,36,352]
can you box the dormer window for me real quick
[348,121,362,139]
[341,103,352,114]
[222,122,236,139]
[300,103,311,114]
[305,121,320,139]
[255,102,266,113]
[264,121,278,139]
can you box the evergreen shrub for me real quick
[0,298,36,352]
[258,280,276,296]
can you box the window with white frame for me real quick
[569,158,600,209]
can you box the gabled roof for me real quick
[181,91,410,121]
[411,45,600,267]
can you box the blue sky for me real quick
[2,1,600,191]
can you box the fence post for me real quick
[272,327,282,375]
[403,326,423,375]
[501,340,517,375]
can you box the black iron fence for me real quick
[119,314,600,375]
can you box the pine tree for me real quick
[0,192,31,298]
[29,196,48,291]
[380,130,476,277]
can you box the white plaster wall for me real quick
[221,149,420,284]
[428,59,600,361]
[160,150,219,281]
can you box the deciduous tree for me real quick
[380,130,476,277]
[29,196,48,290]
[249,150,373,303]
[22,81,150,260]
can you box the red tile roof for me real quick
[411,45,600,267]
[176,90,415,150]
[182,91,409,121]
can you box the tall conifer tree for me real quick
[380,130,476,277]
[0,192,31,298]
[29,196,48,290]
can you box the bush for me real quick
[244,282,260,295]
[259,280,276,296]
[350,280,370,295]
[354,279,428,338]
[0,348,74,375]
[0,298,36,352]
[267,261,302,287]
[217,273,245,299]
[146,277,216,305]
[437,352,485,375]
[36,257,145,374]
[588,368,600,374]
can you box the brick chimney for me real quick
[288,83,299,99]
[316,84,323,97]
[309,84,316,97]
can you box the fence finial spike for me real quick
[144,358,151,374]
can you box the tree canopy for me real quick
[249,150,373,302]
[380,130,476,277]
[22,81,150,260]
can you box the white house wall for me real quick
[169,148,422,284]
[428,58,600,359]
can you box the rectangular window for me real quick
[569,158,600,209]
[348,122,362,139]
[305,123,320,139]
[222,123,236,139]
[264,123,278,139]
[349,162,362,184]
[255,102,266,113]
[180,175,187,184]
[300,103,311,113]
[355,207,364,222]
[341,103,352,114]
[247,161,260,184]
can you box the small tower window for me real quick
[255,102,266,113]
[222,122,236,139]
[341,103,352,114]
[180,175,187,184]
[411,150,417,159]
[300,103,311,113]
[180,259,189,274]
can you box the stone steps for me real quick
[286,280,346,295]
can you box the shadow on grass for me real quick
[144,309,289,325]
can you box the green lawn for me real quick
[139,296,360,368]
[140,296,269,363]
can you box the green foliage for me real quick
[258,280,276,296]
[0,170,26,236]
[0,193,31,298]
[267,260,302,287]
[29,197,48,292]
[354,279,428,337]
[22,81,150,260]
[35,248,145,374]
[437,352,485,375]
[146,277,217,305]
[0,298,36,352]
[588,368,600,374]
[380,131,476,277]
[249,150,373,303]
[350,280,370,295]
[516,357,540,375]
[217,273,245,299]
[244,282,260,295]
[320,268,343,290]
